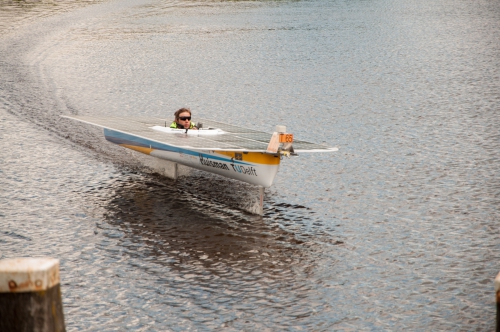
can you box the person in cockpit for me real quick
[170,108,198,130]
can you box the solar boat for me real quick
[63,115,338,213]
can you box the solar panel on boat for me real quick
[63,115,334,152]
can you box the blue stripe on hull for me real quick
[104,128,250,165]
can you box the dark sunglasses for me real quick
[179,116,191,121]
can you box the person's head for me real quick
[174,108,192,129]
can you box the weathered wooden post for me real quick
[0,257,65,332]
[496,271,500,332]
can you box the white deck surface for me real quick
[63,115,336,152]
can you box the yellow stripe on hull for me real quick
[215,151,280,165]
[121,144,153,154]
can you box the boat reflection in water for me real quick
[89,170,322,282]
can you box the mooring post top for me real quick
[495,271,500,304]
[0,257,60,293]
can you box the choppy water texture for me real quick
[1,0,499,330]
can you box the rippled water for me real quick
[1,0,499,330]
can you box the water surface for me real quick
[0,0,499,330]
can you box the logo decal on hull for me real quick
[199,154,230,171]
[231,164,257,177]
[198,154,258,177]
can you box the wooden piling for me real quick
[496,271,500,332]
[0,257,65,332]
[496,271,500,303]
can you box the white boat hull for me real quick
[104,128,281,187]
